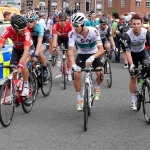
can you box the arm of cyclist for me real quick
[52,24,58,48]
[146,30,150,45]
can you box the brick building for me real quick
[103,0,150,15]
[22,0,102,15]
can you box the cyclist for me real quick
[68,12,104,111]
[120,14,150,111]
[53,13,73,81]
[0,15,35,96]
[25,12,49,79]
[95,16,117,57]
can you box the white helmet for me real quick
[72,12,85,25]
[122,15,131,22]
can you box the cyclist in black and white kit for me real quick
[120,14,150,111]
[68,12,104,111]
[95,16,117,57]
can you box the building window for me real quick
[51,2,57,11]
[136,1,141,7]
[146,0,150,7]
[97,3,102,11]
[27,0,33,9]
[75,2,80,11]
[121,0,126,8]
[108,0,112,8]
[39,2,46,12]
[85,1,91,12]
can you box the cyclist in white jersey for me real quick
[68,12,104,111]
[120,14,150,111]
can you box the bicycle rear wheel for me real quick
[41,63,52,97]
[22,75,35,113]
[142,79,150,124]
[84,83,89,131]
[136,91,142,111]
[0,79,15,127]
[104,59,112,88]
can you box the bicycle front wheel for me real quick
[84,83,89,131]
[142,79,150,124]
[41,63,52,97]
[51,55,57,66]
[104,59,112,88]
[0,79,15,127]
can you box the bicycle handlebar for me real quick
[0,65,17,69]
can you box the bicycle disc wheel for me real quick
[51,55,57,66]
[142,79,150,124]
[0,79,15,127]
[84,83,89,131]
[22,75,35,113]
[41,63,52,97]
[105,59,112,88]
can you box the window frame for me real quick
[26,0,33,9]
[121,0,126,8]
[108,0,112,8]
[75,2,80,11]
[146,0,150,7]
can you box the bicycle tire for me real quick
[84,83,89,131]
[22,75,35,113]
[136,91,142,111]
[63,74,66,89]
[105,59,112,88]
[51,55,57,66]
[142,79,150,124]
[0,79,15,127]
[41,63,52,97]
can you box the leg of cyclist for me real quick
[92,57,104,100]
[38,44,48,78]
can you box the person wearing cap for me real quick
[3,11,11,23]
[85,11,99,27]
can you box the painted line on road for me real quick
[54,74,62,78]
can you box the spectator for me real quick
[3,11,11,22]
[111,12,121,63]
[107,12,113,27]
[85,11,99,27]
[38,14,46,29]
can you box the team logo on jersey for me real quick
[94,29,99,36]
[70,32,74,38]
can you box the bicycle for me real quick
[102,49,112,88]
[131,60,150,124]
[28,60,52,97]
[59,43,68,89]
[0,65,36,127]
[50,49,57,67]
[72,66,103,131]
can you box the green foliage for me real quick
[111,7,116,14]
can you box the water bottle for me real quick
[138,79,143,86]
[101,57,106,64]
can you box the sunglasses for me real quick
[72,23,80,28]
[28,21,34,23]
[102,23,107,26]
[60,20,66,22]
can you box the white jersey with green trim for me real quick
[68,26,102,54]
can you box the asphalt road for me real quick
[0,55,150,150]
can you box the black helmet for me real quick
[11,15,27,30]
[99,17,108,24]
[58,13,67,19]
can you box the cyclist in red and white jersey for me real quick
[53,13,73,81]
[0,15,35,96]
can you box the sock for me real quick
[94,83,100,90]
[76,92,82,101]
[131,93,137,103]
[23,81,28,88]
[68,69,71,75]
[42,66,47,70]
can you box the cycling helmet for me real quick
[11,15,27,30]
[25,12,37,21]
[59,13,67,19]
[122,16,131,22]
[72,12,85,25]
[99,17,108,24]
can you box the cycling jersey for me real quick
[53,22,72,38]
[68,26,102,54]
[120,28,150,53]
[95,25,112,40]
[27,22,48,46]
[0,26,33,49]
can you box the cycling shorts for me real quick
[102,37,110,46]
[76,54,104,69]
[129,49,149,75]
[10,44,35,65]
[57,35,68,49]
